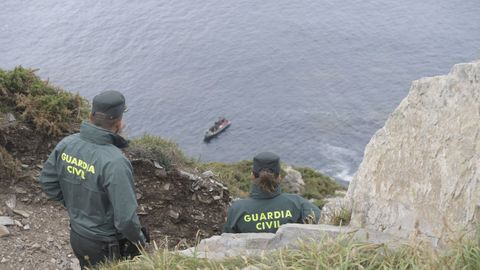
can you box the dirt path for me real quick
[0,196,80,270]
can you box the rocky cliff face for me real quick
[347,60,480,245]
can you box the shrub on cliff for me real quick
[130,134,192,171]
[295,167,345,207]
[0,66,88,136]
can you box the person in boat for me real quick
[223,152,321,233]
[210,118,226,133]
[214,118,223,127]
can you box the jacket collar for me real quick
[79,121,129,149]
[250,183,282,199]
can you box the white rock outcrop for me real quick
[282,166,305,194]
[347,60,480,245]
[180,224,405,260]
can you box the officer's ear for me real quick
[89,112,94,122]
[113,118,125,134]
[251,172,256,181]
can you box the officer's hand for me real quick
[304,213,317,224]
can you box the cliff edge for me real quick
[346,60,480,245]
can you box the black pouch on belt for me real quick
[119,238,141,258]
[107,241,121,260]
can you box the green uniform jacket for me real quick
[39,121,144,244]
[223,185,321,233]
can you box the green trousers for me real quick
[70,229,120,269]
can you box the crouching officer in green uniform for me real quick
[224,152,321,233]
[39,90,147,269]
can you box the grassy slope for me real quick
[98,237,480,270]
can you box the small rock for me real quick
[36,164,43,169]
[202,171,215,178]
[138,205,147,215]
[23,224,30,230]
[5,194,16,211]
[21,164,29,169]
[213,195,222,200]
[14,187,27,194]
[6,113,16,122]
[14,220,23,227]
[0,225,10,237]
[0,216,14,226]
[179,170,197,181]
[196,195,213,204]
[50,258,56,264]
[163,183,170,190]
[13,209,30,218]
[31,243,41,250]
[135,193,142,200]
[155,169,167,178]
[1,257,7,263]
[153,161,163,169]
[192,211,205,220]
[168,210,180,220]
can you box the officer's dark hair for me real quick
[253,169,280,193]
[91,112,121,130]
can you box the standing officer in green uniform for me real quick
[224,152,321,233]
[39,90,146,269]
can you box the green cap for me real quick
[92,90,127,120]
[253,152,280,175]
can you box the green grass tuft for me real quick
[330,207,352,226]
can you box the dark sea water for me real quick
[1,0,479,181]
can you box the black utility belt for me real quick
[70,226,118,244]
